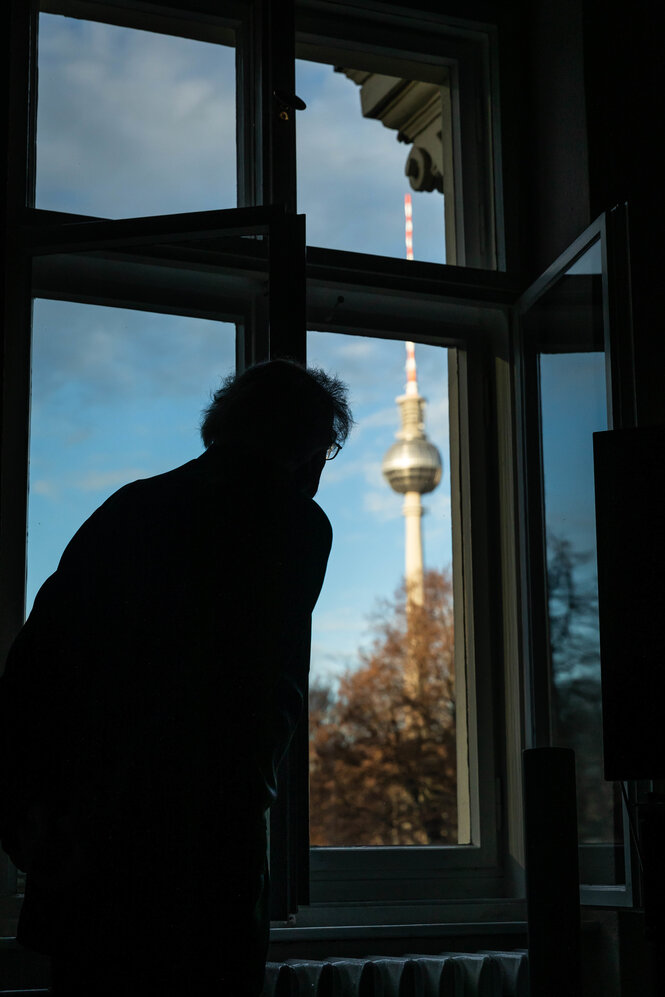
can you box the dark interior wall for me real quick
[492,0,665,426]
[522,0,590,275]
[381,0,591,277]
[385,0,592,277]
[582,1,665,426]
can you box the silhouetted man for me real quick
[0,359,352,996]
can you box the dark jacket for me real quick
[0,443,332,983]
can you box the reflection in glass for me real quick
[28,299,234,609]
[307,332,458,846]
[531,241,625,884]
[36,14,236,217]
[296,59,450,262]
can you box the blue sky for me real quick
[539,242,606,571]
[36,15,236,216]
[29,14,451,684]
[539,242,607,697]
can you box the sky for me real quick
[28,13,452,684]
[538,242,606,719]
[538,242,606,589]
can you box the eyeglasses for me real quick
[325,442,342,461]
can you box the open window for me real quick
[515,205,637,909]
[0,201,308,918]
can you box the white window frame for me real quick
[297,253,523,923]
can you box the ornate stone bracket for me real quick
[337,68,446,193]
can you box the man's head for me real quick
[201,359,353,496]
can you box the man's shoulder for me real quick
[51,458,202,562]
[81,457,203,517]
[305,496,333,545]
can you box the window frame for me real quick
[297,253,519,916]
[22,231,524,920]
[1,0,530,945]
[294,0,501,269]
[513,206,638,910]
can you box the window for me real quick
[298,259,512,916]
[294,4,498,268]
[307,333,458,850]
[1,0,636,957]
[36,10,237,217]
[516,211,636,908]
[296,58,451,261]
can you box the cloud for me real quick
[310,602,375,680]
[359,404,400,432]
[426,489,452,519]
[321,449,393,492]
[320,453,372,486]
[364,488,403,522]
[75,468,147,492]
[313,603,369,637]
[36,14,236,217]
[31,300,234,409]
[31,479,59,498]
[335,339,376,360]
[29,466,149,502]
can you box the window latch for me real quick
[273,90,307,121]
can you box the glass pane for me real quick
[533,241,625,885]
[307,332,457,846]
[296,58,449,262]
[36,13,236,217]
[28,299,234,608]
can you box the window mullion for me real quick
[268,212,306,363]
[251,0,297,211]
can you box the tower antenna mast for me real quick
[381,196,442,607]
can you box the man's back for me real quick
[0,442,332,990]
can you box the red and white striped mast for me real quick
[404,192,414,262]
[404,194,418,397]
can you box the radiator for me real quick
[263,950,528,996]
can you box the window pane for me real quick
[296,58,450,262]
[36,13,236,217]
[535,242,625,885]
[307,332,457,846]
[28,299,234,609]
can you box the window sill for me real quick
[268,913,528,963]
[271,897,526,935]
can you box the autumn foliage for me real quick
[309,569,457,846]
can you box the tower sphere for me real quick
[382,437,442,495]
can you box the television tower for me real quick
[381,344,442,605]
[381,195,442,606]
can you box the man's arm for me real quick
[0,500,121,882]
[236,492,332,809]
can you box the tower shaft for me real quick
[403,490,425,605]
[382,341,441,610]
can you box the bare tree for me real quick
[547,535,622,844]
[309,570,457,846]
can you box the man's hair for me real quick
[200,359,353,460]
